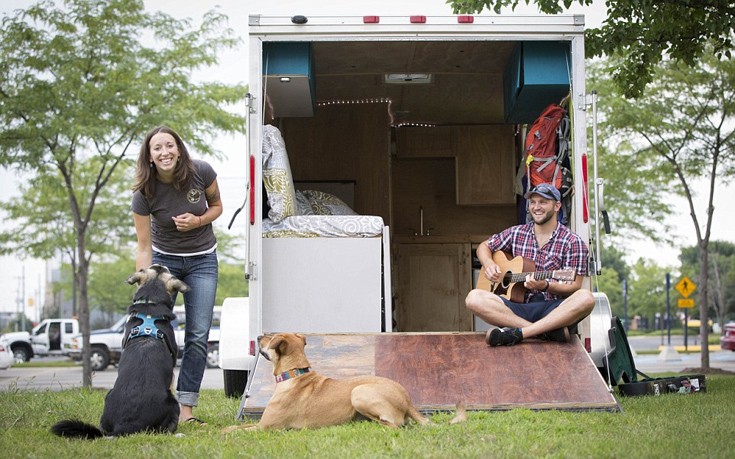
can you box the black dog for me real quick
[51,264,189,439]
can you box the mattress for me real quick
[263,215,384,238]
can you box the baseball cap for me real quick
[524,183,561,201]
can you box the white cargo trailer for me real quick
[219,13,615,411]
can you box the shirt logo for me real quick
[187,189,203,204]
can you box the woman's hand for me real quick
[172,213,201,232]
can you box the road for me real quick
[0,361,224,392]
[626,334,735,374]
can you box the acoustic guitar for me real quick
[475,251,576,303]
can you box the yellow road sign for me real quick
[675,276,696,298]
[678,298,695,309]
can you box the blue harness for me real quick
[124,309,177,364]
[127,312,166,342]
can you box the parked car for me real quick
[2,318,79,363]
[720,322,735,351]
[66,315,127,371]
[67,306,221,371]
[173,305,221,369]
[0,337,14,370]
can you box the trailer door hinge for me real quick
[245,261,256,281]
[245,93,256,114]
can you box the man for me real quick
[465,183,595,346]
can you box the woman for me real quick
[132,126,223,425]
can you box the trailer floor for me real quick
[240,332,620,418]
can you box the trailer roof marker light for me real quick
[384,73,433,84]
[457,15,474,23]
[279,77,291,83]
[410,16,427,23]
[291,15,308,24]
[363,16,380,23]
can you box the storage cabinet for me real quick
[455,125,516,205]
[394,125,516,206]
[395,126,454,158]
[396,243,473,332]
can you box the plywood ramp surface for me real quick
[241,333,619,418]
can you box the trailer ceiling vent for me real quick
[384,73,433,84]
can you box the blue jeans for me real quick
[153,250,218,407]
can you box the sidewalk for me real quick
[633,350,735,374]
[0,365,224,392]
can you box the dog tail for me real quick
[51,419,105,439]
[407,406,432,426]
[449,402,467,425]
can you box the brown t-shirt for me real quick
[132,159,217,254]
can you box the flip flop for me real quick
[182,417,207,426]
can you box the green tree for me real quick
[55,255,248,327]
[87,256,137,325]
[680,241,735,331]
[448,0,734,97]
[217,262,249,305]
[628,259,672,331]
[1,159,133,319]
[594,266,623,318]
[590,52,735,369]
[600,244,631,282]
[0,0,246,388]
[593,244,629,322]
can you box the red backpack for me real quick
[522,103,573,224]
[524,104,567,189]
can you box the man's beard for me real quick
[532,209,555,226]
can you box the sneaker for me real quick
[541,326,571,343]
[486,327,523,346]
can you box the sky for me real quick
[1,0,732,318]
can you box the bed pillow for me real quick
[302,190,358,215]
[294,190,315,216]
[262,125,297,222]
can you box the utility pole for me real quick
[622,279,628,330]
[15,276,21,332]
[21,265,26,331]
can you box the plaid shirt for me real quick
[486,221,589,302]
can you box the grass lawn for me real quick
[1,375,733,458]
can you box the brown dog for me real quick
[224,333,463,431]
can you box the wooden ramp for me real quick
[239,333,619,419]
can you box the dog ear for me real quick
[127,270,146,285]
[167,277,190,293]
[268,334,287,355]
[149,264,170,274]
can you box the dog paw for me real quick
[175,433,186,438]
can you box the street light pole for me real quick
[666,272,671,345]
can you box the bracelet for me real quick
[541,280,550,292]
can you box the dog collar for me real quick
[275,367,311,383]
[132,298,154,305]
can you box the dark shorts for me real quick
[500,295,565,323]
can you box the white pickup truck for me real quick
[66,306,222,371]
[2,318,79,363]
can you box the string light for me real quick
[316,98,436,128]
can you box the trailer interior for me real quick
[264,38,574,332]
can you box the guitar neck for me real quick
[507,271,558,283]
